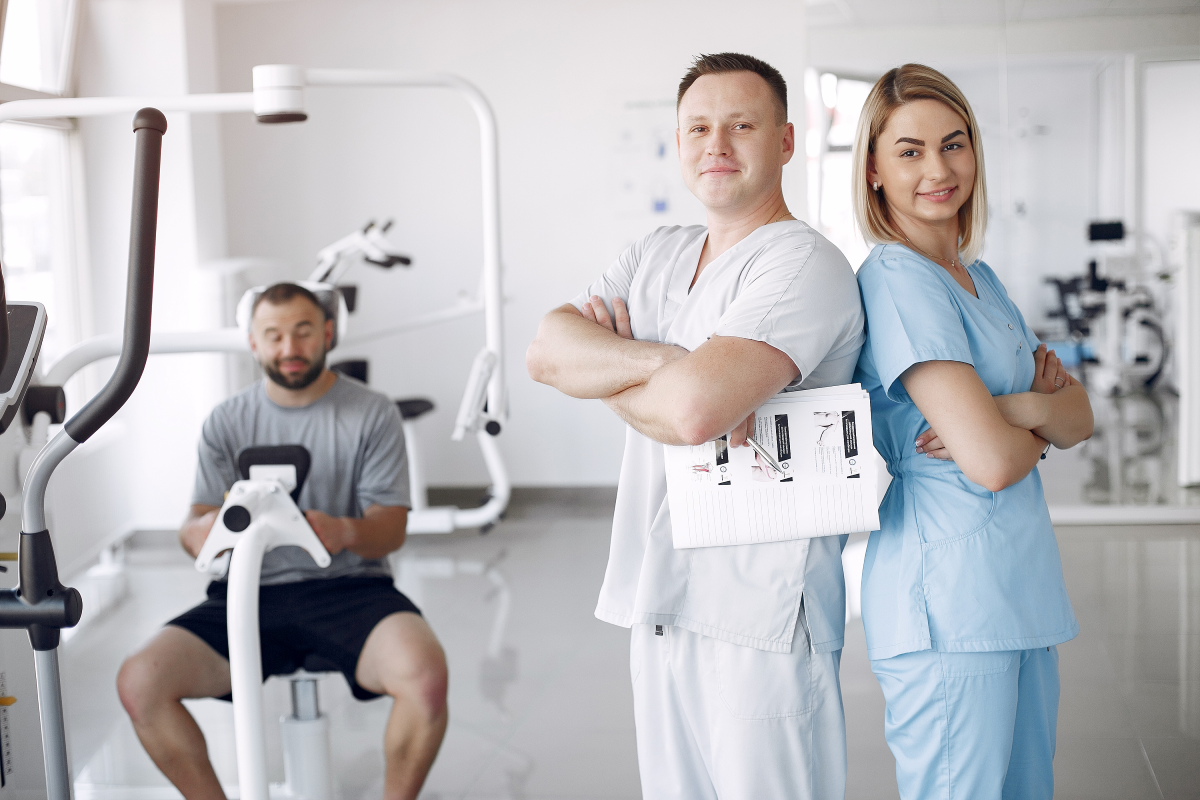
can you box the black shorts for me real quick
[168,575,421,701]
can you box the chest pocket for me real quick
[962,301,1032,397]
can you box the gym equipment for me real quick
[0,108,167,800]
[5,65,511,537]
[196,444,336,800]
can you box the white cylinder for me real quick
[227,524,271,800]
[280,715,335,800]
[252,64,307,122]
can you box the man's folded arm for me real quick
[526,304,686,399]
[605,335,800,446]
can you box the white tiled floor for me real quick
[47,494,1200,799]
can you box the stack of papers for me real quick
[664,383,880,549]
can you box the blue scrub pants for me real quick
[870,646,1059,800]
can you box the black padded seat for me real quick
[396,398,435,420]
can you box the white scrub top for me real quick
[852,244,1079,661]
[573,222,865,653]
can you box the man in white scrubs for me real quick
[527,53,864,798]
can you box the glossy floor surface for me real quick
[49,491,1200,799]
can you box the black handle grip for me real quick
[65,108,166,443]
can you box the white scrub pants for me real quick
[629,620,847,800]
[870,646,1060,800]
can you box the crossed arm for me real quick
[526,298,799,447]
[907,344,1094,492]
[180,503,409,561]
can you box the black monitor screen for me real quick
[0,304,40,394]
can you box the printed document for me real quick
[664,384,880,549]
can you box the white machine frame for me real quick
[0,66,511,534]
[196,463,335,800]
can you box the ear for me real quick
[866,153,879,186]
[675,127,681,160]
[780,122,795,166]
[324,317,335,350]
[247,332,258,356]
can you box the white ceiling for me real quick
[807,0,1200,27]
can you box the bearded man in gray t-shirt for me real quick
[118,283,447,800]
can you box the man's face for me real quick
[676,71,794,214]
[249,296,333,390]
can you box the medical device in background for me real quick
[2,64,512,538]
[195,444,337,800]
[311,219,412,288]
[0,109,166,800]
[1042,220,1170,396]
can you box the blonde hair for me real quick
[851,63,988,265]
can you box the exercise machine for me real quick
[0,108,167,800]
[196,444,336,800]
[2,64,512,539]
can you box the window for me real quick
[0,0,76,95]
[0,122,80,365]
[806,72,873,270]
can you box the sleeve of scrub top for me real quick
[712,235,862,383]
[857,253,973,404]
[568,228,657,313]
[191,411,238,507]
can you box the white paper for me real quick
[664,384,881,549]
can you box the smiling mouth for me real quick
[921,187,957,200]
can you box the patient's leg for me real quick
[355,612,449,800]
[117,626,232,800]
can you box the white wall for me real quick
[212,0,809,487]
[1143,60,1200,264]
[45,0,229,569]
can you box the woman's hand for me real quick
[915,428,954,461]
[1029,343,1072,394]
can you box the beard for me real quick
[263,350,326,390]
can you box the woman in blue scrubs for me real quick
[850,64,1095,799]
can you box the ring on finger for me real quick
[1054,377,1065,387]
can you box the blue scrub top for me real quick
[852,244,1079,661]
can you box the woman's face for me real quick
[868,99,976,232]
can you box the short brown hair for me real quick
[251,282,327,320]
[677,53,787,125]
[852,64,989,265]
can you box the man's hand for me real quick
[728,411,755,448]
[305,510,355,556]
[581,295,633,339]
[179,505,220,559]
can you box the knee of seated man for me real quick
[117,650,167,722]
[370,622,448,719]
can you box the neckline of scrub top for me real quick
[890,244,1014,326]
[670,220,805,304]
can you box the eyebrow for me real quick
[894,130,966,147]
[681,111,761,125]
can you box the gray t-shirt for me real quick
[193,375,410,585]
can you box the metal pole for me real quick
[34,649,72,800]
